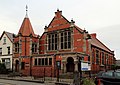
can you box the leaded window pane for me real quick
[49,58,52,65]
[45,58,48,65]
[60,31,71,49]
[61,43,63,49]
[48,30,71,50]
[48,33,58,51]
[42,58,44,65]
[38,58,41,65]
[34,59,37,66]
[68,42,71,48]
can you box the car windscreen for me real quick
[102,71,113,78]
[115,72,120,79]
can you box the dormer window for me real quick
[3,37,6,45]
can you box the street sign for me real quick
[81,62,89,71]
[56,61,61,70]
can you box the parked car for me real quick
[95,70,120,85]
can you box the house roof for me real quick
[18,17,36,37]
[90,33,113,54]
[0,31,13,43]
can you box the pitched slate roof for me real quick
[18,17,36,37]
[90,33,113,54]
[5,31,13,42]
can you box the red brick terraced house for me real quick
[13,9,115,77]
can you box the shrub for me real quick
[82,78,95,85]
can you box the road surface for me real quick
[0,79,45,85]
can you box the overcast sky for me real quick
[0,0,120,59]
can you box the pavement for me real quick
[0,75,73,85]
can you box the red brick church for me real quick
[13,9,115,77]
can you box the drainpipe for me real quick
[30,34,32,76]
[54,54,56,77]
[19,33,22,74]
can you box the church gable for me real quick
[47,10,71,32]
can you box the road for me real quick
[0,79,45,85]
